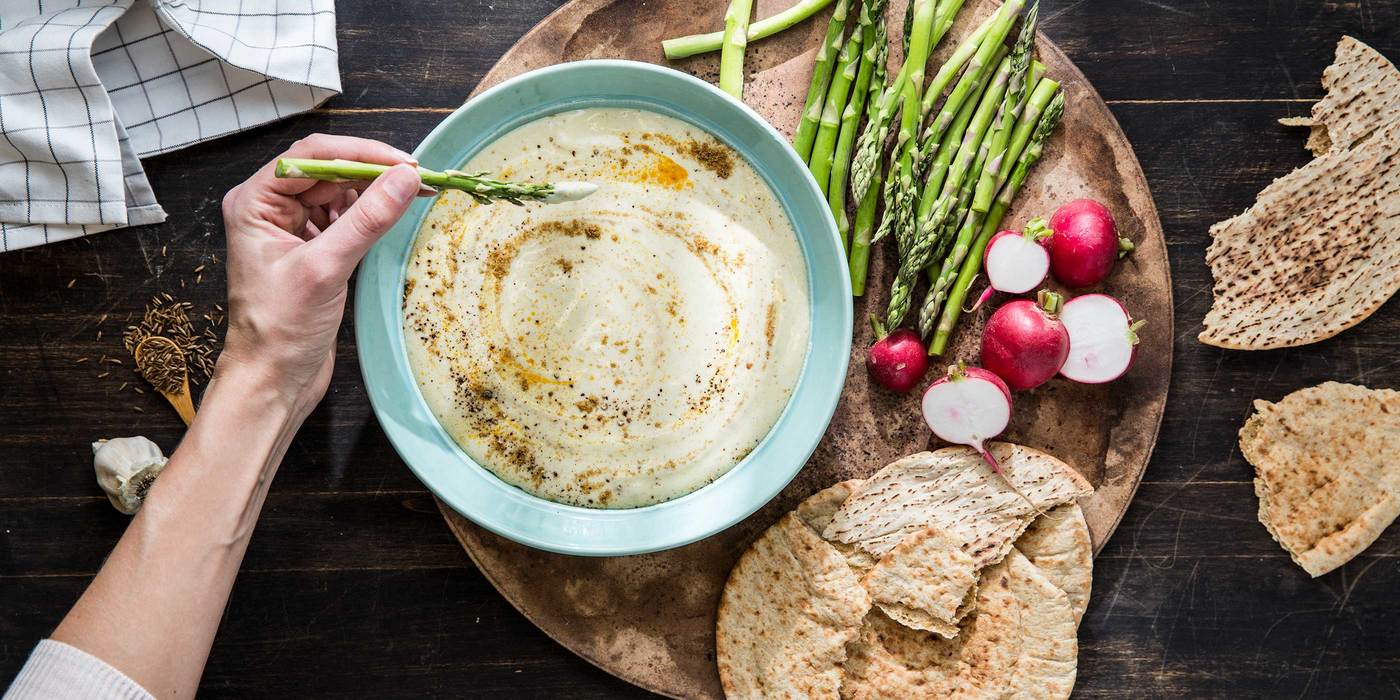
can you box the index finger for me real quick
[249,133,418,196]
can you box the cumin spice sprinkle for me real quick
[681,139,735,179]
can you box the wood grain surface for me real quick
[441,0,1169,696]
[2,1,1399,698]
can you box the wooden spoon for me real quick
[134,335,196,426]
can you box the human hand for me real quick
[217,134,424,415]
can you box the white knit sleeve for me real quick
[4,640,153,700]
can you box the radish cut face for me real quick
[1059,294,1141,384]
[984,231,1051,294]
[921,367,1012,449]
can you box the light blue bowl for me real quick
[356,60,852,556]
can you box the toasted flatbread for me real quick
[795,479,878,573]
[1014,503,1093,623]
[841,551,1078,699]
[795,479,865,534]
[1241,382,1400,577]
[1283,37,1400,156]
[717,513,872,699]
[1201,38,1400,349]
[861,525,979,638]
[822,444,1093,567]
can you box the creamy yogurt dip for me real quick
[403,108,810,508]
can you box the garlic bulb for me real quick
[92,436,168,514]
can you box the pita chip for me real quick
[717,513,872,699]
[1241,382,1400,577]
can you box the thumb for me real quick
[313,163,420,272]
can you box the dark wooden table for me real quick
[3,1,1399,697]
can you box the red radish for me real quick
[867,328,929,392]
[1059,294,1145,384]
[1046,199,1133,288]
[980,218,1053,301]
[921,364,1012,474]
[979,290,1071,391]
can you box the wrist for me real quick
[209,352,325,420]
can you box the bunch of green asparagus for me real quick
[663,0,1065,355]
[847,0,1063,355]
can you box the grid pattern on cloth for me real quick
[0,0,340,252]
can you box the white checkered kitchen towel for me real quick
[0,0,340,252]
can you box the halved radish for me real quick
[969,218,1053,312]
[922,364,1012,474]
[980,290,1071,391]
[1059,294,1145,383]
[984,217,1053,294]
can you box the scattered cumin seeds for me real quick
[67,279,76,288]
[133,387,145,394]
[97,371,110,378]
[118,382,128,391]
[96,330,103,341]
[133,406,145,413]
[161,245,168,257]
[194,264,205,273]
[75,357,89,364]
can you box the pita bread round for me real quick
[717,513,872,699]
[1015,503,1093,622]
[1241,382,1400,577]
[841,551,1078,699]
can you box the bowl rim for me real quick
[355,59,852,556]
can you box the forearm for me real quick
[52,360,308,699]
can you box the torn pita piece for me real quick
[1200,37,1400,349]
[822,444,1092,568]
[1241,382,1400,577]
[1014,502,1093,623]
[861,525,979,638]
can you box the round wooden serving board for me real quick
[439,0,1172,697]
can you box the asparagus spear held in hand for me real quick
[274,158,598,205]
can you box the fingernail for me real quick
[417,185,439,197]
[384,164,419,204]
[393,148,418,165]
